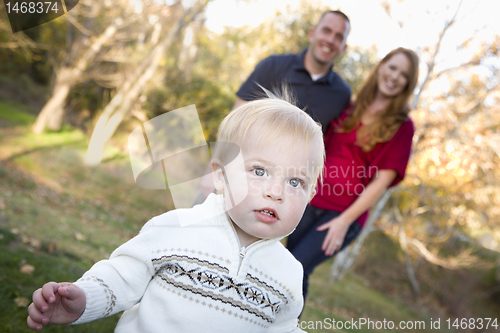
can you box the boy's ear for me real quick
[308,186,317,203]
[211,159,225,192]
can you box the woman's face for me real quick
[377,52,411,98]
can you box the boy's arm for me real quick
[71,221,157,324]
[266,297,307,333]
[267,260,307,333]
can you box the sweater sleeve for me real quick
[267,262,307,333]
[72,220,156,324]
[266,302,306,333]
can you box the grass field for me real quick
[1,100,499,332]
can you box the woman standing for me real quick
[287,47,420,302]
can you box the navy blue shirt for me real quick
[236,49,351,133]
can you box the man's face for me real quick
[308,13,348,67]
[213,128,320,247]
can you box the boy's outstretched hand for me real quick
[27,282,86,331]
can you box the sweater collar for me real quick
[207,193,283,244]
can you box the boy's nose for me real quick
[263,182,284,202]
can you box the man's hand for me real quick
[27,282,86,331]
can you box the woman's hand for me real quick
[316,217,351,256]
[316,170,398,256]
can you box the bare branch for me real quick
[396,208,420,294]
[63,12,92,36]
[0,42,50,50]
[407,237,494,269]
[433,58,481,79]
[412,0,464,109]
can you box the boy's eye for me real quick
[253,167,266,177]
[289,179,303,188]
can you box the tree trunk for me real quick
[84,0,208,166]
[32,18,123,133]
[330,189,394,282]
[397,211,420,294]
[84,110,126,165]
[32,68,73,133]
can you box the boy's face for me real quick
[213,127,320,247]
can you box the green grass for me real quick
[0,102,35,126]
[0,102,170,331]
[0,227,121,333]
[302,263,449,333]
[0,100,499,332]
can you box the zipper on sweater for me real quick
[236,240,264,275]
[237,245,247,274]
[239,246,247,259]
[226,212,264,275]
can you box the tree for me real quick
[31,13,125,133]
[83,0,210,165]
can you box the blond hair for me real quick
[214,91,325,185]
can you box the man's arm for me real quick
[232,97,247,110]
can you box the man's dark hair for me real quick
[317,10,350,26]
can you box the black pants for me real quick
[287,205,362,304]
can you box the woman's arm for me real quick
[316,169,397,256]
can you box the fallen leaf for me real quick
[29,238,42,250]
[20,264,35,275]
[47,241,56,253]
[75,232,86,241]
[14,296,29,307]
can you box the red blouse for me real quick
[310,108,414,227]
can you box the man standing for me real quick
[194,10,352,205]
[234,10,352,132]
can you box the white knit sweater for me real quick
[73,194,306,332]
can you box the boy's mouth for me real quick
[255,208,279,223]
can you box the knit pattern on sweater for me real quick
[152,253,287,324]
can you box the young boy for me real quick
[27,95,325,332]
